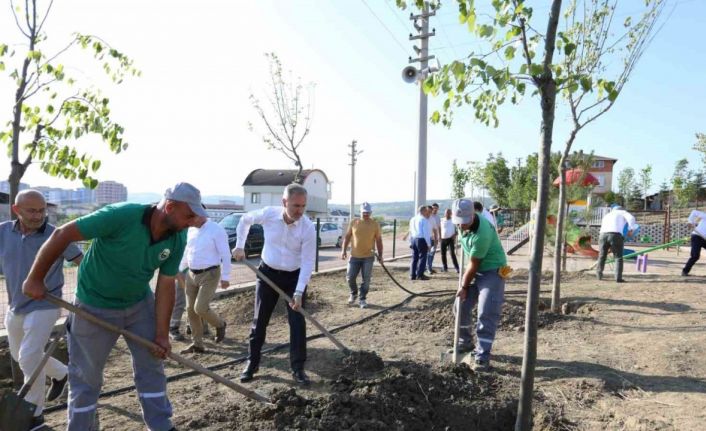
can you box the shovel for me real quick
[242,260,351,355]
[43,293,273,406]
[0,322,67,431]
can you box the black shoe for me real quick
[169,326,185,342]
[215,322,227,343]
[429,269,437,274]
[179,344,205,354]
[472,359,491,372]
[186,324,191,335]
[441,268,448,273]
[292,369,310,385]
[240,362,259,382]
[682,271,690,276]
[596,272,603,281]
[29,414,46,431]
[46,375,67,402]
[418,275,430,281]
[616,279,626,283]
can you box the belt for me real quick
[260,262,299,275]
[190,265,219,274]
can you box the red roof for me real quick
[552,169,599,187]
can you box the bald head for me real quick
[15,189,46,206]
[12,189,47,233]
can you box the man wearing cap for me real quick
[232,183,316,385]
[408,205,432,280]
[596,204,637,282]
[0,190,83,429]
[451,198,507,371]
[426,203,441,274]
[178,213,231,354]
[341,202,383,309]
[23,182,206,431]
[489,204,503,232]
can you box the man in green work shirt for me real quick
[23,182,206,431]
[451,199,507,371]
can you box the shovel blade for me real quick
[0,392,36,431]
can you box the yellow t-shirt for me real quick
[348,218,381,258]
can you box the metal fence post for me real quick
[315,218,320,272]
[392,219,397,259]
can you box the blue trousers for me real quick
[427,243,437,271]
[347,256,374,300]
[67,294,173,431]
[410,238,428,279]
[456,269,505,361]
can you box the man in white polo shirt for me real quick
[681,209,706,276]
[596,204,637,282]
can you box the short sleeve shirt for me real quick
[347,218,381,258]
[75,203,186,309]
[459,216,507,272]
[0,220,82,314]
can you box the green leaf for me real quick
[478,24,494,38]
[430,111,441,123]
[0,61,4,72]
[27,50,42,61]
[0,44,7,56]
[608,89,619,102]
[529,64,543,76]
[564,43,576,56]
[580,76,592,92]
[504,46,516,60]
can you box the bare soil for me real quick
[3,264,706,430]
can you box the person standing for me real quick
[179,215,231,354]
[168,269,188,342]
[681,209,706,276]
[426,203,441,274]
[439,208,459,273]
[474,201,497,230]
[341,202,383,309]
[233,183,316,385]
[451,199,507,371]
[596,204,636,282]
[408,205,431,281]
[23,182,206,431]
[0,190,83,428]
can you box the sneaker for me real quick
[29,415,46,431]
[46,375,68,402]
[169,327,185,342]
[472,358,491,372]
[359,299,367,309]
[348,294,357,305]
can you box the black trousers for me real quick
[683,234,706,275]
[440,237,459,271]
[248,263,307,371]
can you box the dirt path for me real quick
[3,261,706,430]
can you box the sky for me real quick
[0,0,704,204]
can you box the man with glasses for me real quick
[0,190,83,429]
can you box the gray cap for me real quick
[164,182,208,217]
[360,202,372,214]
[452,199,474,224]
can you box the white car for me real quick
[318,222,342,248]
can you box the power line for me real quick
[359,0,410,55]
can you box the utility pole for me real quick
[408,2,435,210]
[348,140,362,227]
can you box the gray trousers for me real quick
[169,277,186,329]
[67,294,173,431]
[347,256,374,300]
[597,232,624,281]
[455,270,505,361]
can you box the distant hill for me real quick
[330,197,496,218]
[128,192,243,205]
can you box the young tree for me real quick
[617,167,636,206]
[450,159,469,198]
[639,165,653,210]
[2,0,139,210]
[466,160,485,201]
[249,53,314,184]
[693,132,706,166]
[483,152,511,206]
[550,0,665,313]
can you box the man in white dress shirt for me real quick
[179,215,231,354]
[681,209,706,276]
[232,183,316,385]
[408,206,432,280]
[596,204,637,282]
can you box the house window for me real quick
[251,193,260,204]
[591,160,605,168]
[595,174,606,187]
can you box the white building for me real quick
[242,169,330,218]
[95,180,128,205]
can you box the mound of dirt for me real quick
[340,350,385,376]
[217,288,330,326]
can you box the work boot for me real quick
[240,361,259,382]
[46,375,67,402]
[347,294,357,305]
[215,322,227,343]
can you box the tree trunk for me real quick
[551,163,567,313]
[515,1,562,430]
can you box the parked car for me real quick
[318,222,342,248]
[218,213,265,258]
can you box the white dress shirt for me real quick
[688,210,706,238]
[409,214,431,247]
[179,220,231,281]
[236,206,316,295]
[481,209,497,229]
[440,218,457,239]
[599,208,637,234]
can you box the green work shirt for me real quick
[460,216,507,272]
[75,203,186,309]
